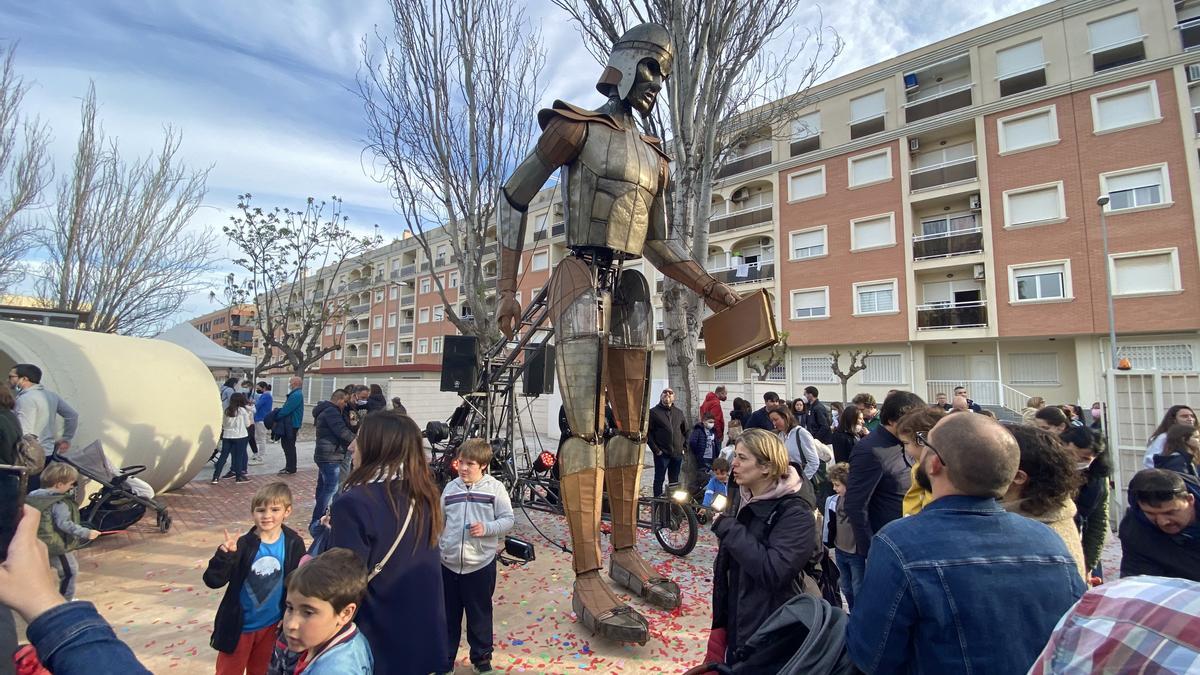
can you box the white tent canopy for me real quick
[154,322,255,369]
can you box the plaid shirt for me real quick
[1030,575,1200,674]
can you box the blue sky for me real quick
[0,0,1046,321]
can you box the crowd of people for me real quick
[4,363,1200,673]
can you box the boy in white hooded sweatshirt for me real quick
[439,439,515,675]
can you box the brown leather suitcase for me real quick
[702,289,779,368]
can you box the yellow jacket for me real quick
[903,463,933,516]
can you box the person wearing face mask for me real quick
[1061,426,1110,579]
[1088,402,1104,433]
[688,413,719,475]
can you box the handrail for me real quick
[910,155,976,174]
[904,81,974,106]
[717,203,773,219]
[912,225,982,242]
[915,299,986,311]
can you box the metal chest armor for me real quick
[560,120,663,259]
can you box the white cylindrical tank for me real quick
[0,322,220,493]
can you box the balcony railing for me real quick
[533,229,548,241]
[347,279,367,290]
[343,356,367,367]
[390,270,400,279]
[904,85,973,123]
[345,329,369,341]
[710,205,772,234]
[916,300,988,329]
[708,262,774,286]
[349,303,369,316]
[420,262,430,272]
[483,278,497,289]
[551,222,565,237]
[910,156,977,192]
[398,322,414,335]
[850,115,885,140]
[401,264,416,277]
[1000,68,1046,97]
[716,149,772,179]
[483,243,497,257]
[912,226,984,260]
[435,256,449,267]
[400,295,414,307]
[396,353,414,365]
[790,136,819,157]
[1183,18,1200,51]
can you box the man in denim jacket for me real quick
[848,413,1085,674]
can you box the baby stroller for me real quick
[51,441,173,534]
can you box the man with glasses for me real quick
[1120,468,1200,581]
[848,412,1085,674]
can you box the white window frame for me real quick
[847,148,892,188]
[849,89,886,124]
[996,105,1059,154]
[387,342,396,357]
[799,355,838,383]
[418,307,430,323]
[789,286,830,320]
[861,353,905,385]
[371,343,381,358]
[387,312,397,328]
[373,315,383,330]
[853,278,899,316]
[792,111,821,139]
[1009,353,1061,386]
[1087,10,1145,55]
[417,338,429,354]
[995,38,1046,80]
[334,348,342,360]
[433,305,444,322]
[531,250,549,271]
[1109,247,1182,297]
[335,324,343,335]
[1002,181,1067,228]
[789,225,827,261]
[432,337,443,354]
[324,352,332,361]
[449,271,459,288]
[1090,81,1161,134]
[1100,163,1171,213]
[374,290,384,303]
[849,212,896,252]
[1008,259,1073,303]
[324,325,333,336]
[786,166,826,202]
[420,278,431,294]
[389,286,398,300]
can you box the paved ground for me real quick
[64,440,719,674]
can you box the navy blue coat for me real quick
[330,483,446,675]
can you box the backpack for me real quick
[763,496,842,608]
[16,434,46,476]
[26,492,84,557]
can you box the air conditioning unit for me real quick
[969,194,982,210]
[973,264,986,280]
[731,187,750,202]
[1188,64,1200,82]
[909,138,920,153]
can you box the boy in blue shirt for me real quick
[702,457,730,509]
[204,482,306,674]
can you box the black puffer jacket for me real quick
[202,526,305,653]
[313,400,355,463]
[712,486,818,662]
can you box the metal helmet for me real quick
[595,23,673,102]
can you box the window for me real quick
[998,106,1058,153]
[532,251,549,271]
[435,244,448,261]
[419,307,430,323]
[433,305,445,322]
[371,343,381,358]
[790,288,829,319]
[799,356,837,383]
[996,39,1046,97]
[432,337,443,354]
[334,348,342,359]
[1088,11,1145,72]
[1115,344,1195,371]
[387,313,397,328]
[373,315,383,329]
[449,271,459,288]
[387,342,396,357]
[1011,261,1070,302]
[789,227,826,260]
[1102,165,1168,212]
[849,90,886,138]
[1010,353,1060,385]
[417,338,429,354]
[324,325,332,336]
[324,352,332,361]
[335,324,343,334]
[862,354,904,384]
[787,167,825,201]
[1091,82,1160,133]
[848,149,891,187]
[790,111,821,155]
[530,286,540,301]
[420,278,431,294]
[374,290,384,303]
[850,213,895,251]
[1111,249,1181,296]
[854,280,898,315]
[389,286,398,300]
[1003,183,1065,227]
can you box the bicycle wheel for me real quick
[652,500,698,556]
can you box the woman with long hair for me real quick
[830,404,865,464]
[1002,424,1086,580]
[212,393,252,484]
[366,383,388,414]
[1154,424,1200,478]
[1143,405,1199,468]
[709,429,815,666]
[1061,426,1110,577]
[767,407,819,507]
[1020,397,1045,425]
[328,411,446,674]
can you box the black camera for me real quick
[503,536,535,563]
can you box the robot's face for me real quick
[627,60,664,116]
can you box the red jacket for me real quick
[699,391,725,444]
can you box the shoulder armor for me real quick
[640,133,672,164]
[537,100,623,132]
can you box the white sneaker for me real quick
[250,454,265,465]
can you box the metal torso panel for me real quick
[562,122,662,259]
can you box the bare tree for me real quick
[38,83,214,335]
[746,330,789,382]
[358,0,544,352]
[223,194,380,377]
[0,44,51,295]
[553,0,841,418]
[830,349,872,405]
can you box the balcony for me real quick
[483,277,497,289]
[398,322,414,335]
[400,294,414,307]
[551,222,565,237]
[710,205,772,234]
[850,115,885,140]
[483,243,497,257]
[347,279,367,291]
[910,156,977,192]
[716,149,772,179]
[708,262,774,286]
[790,136,819,157]
[533,229,548,241]
[913,225,983,260]
[420,262,430,272]
[390,270,400,279]
[1194,107,1200,135]
[396,353,414,365]
[343,356,367,367]
[349,303,369,316]
[345,329,368,341]
[916,301,988,330]
[904,85,972,124]
[401,264,416,277]
[1000,68,1046,97]
[1184,18,1200,51]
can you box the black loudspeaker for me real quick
[523,343,555,396]
[440,335,478,393]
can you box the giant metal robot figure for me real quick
[496,23,742,644]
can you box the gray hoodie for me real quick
[439,474,515,574]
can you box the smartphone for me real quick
[0,465,28,563]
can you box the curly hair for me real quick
[1005,423,1081,517]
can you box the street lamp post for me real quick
[1096,195,1119,369]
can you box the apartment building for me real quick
[192,304,256,355]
